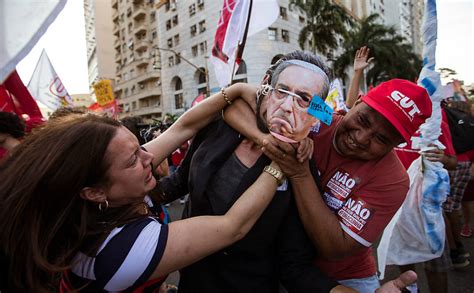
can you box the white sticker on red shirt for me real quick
[323,169,357,212]
[337,197,374,233]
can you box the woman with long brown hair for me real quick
[0,84,286,292]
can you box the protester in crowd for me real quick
[441,103,472,267]
[345,46,374,109]
[160,50,418,293]
[344,53,458,292]
[0,86,287,292]
[226,76,432,292]
[0,111,25,160]
[158,50,341,293]
[461,163,474,237]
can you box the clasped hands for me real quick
[258,133,313,180]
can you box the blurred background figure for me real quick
[0,112,25,160]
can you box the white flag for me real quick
[210,0,279,87]
[28,49,73,110]
[0,0,67,83]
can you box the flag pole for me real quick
[230,0,253,85]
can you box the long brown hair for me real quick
[0,114,143,291]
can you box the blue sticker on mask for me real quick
[307,95,333,125]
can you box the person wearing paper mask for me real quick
[225,78,431,292]
[158,51,351,292]
[260,59,330,143]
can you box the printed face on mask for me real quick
[264,65,325,142]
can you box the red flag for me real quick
[3,70,43,118]
[0,85,16,112]
[88,100,118,118]
[191,94,205,107]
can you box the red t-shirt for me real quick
[395,121,456,169]
[310,114,409,280]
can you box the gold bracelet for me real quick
[221,87,232,105]
[263,165,285,186]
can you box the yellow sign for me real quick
[325,88,339,109]
[93,79,115,106]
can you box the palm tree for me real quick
[333,14,422,85]
[290,0,353,56]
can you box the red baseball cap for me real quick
[361,79,432,142]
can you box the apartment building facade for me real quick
[101,0,422,119]
[84,0,116,100]
[110,0,163,119]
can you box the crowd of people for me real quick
[0,48,472,293]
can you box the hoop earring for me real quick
[256,84,271,105]
[99,199,109,212]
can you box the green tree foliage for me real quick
[290,0,353,55]
[333,14,422,86]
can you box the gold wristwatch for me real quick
[264,165,285,186]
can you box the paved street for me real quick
[164,200,474,292]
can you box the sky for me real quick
[15,0,474,95]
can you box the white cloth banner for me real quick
[210,0,279,87]
[377,0,449,279]
[28,49,72,110]
[0,0,67,83]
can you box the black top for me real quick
[159,119,338,293]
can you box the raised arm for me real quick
[151,162,282,277]
[346,46,373,109]
[144,84,248,167]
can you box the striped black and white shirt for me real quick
[63,198,169,292]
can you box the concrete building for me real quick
[155,0,363,115]
[111,0,162,120]
[365,0,424,56]
[105,0,422,119]
[84,0,116,99]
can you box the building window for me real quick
[268,28,277,40]
[175,94,184,109]
[175,53,181,64]
[166,20,171,30]
[199,20,206,33]
[281,29,289,43]
[128,23,132,33]
[190,24,197,37]
[174,34,180,46]
[197,0,204,10]
[127,7,132,17]
[167,38,173,48]
[150,11,156,22]
[152,30,157,39]
[132,101,137,110]
[280,7,288,20]
[192,45,198,57]
[189,3,196,16]
[199,41,207,54]
[172,15,178,26]
[173,76,184,109]
[168,56,174,67]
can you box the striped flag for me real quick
[210,0,279,87]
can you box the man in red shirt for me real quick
[227,79,432,292]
